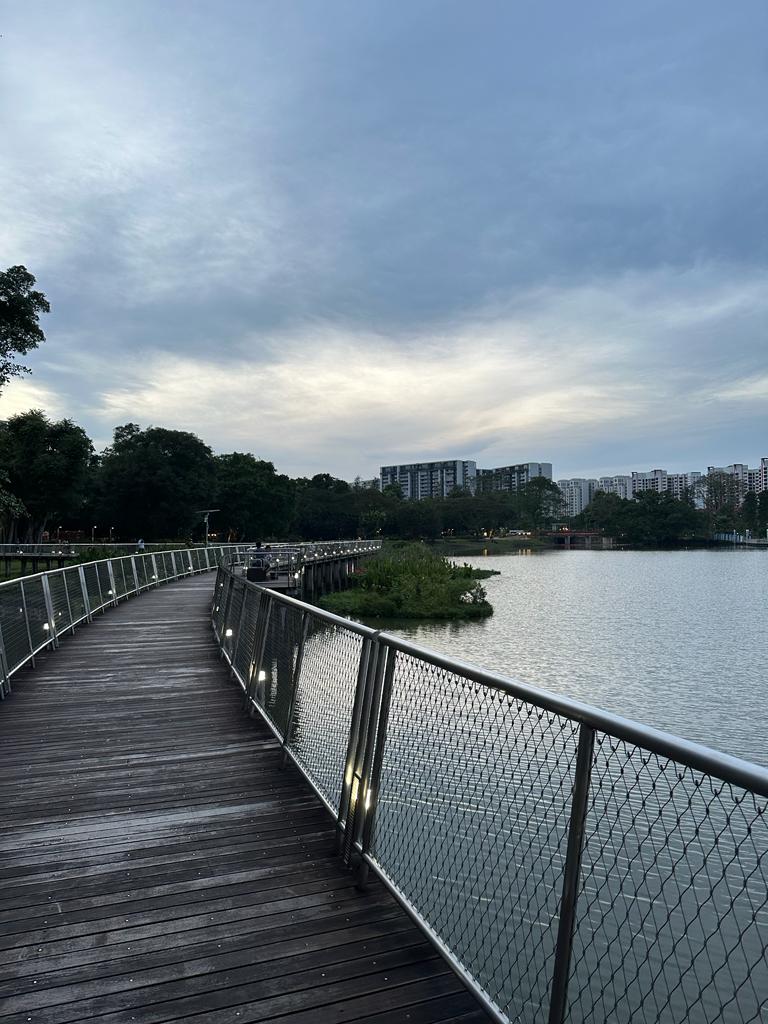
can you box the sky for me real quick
[1,0,766,481]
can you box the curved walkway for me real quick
[0,575,488,1024]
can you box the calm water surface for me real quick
[383,548,767,767]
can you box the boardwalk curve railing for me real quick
[0,539,379,697]
[0,544,252,695]
[212,564,768,1024]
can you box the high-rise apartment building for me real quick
[476,463,553,494]
[380,460,477,500]
[631,469,668,496]
[380,460,551,500]
[557,478,598,517]
[597,475,633,500]
[707,460,768,498]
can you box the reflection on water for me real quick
[374,548,768,767]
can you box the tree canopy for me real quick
[94,424,216,540]
[0,410,93,542]
[0,266,50,388]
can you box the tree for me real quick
[214,453,294,540]
[0,410,93,541]
[698,471,740,532]
[739,491,759,534]
[94,424,216,539]
[757,492,768,535]
[0,266,50,388]
[517,478,565,529]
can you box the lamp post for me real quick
[91,525,96,543]
[109,526,114,543]
[194,509,220,547]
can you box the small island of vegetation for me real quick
[318,542,498,621]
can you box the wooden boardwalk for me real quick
[0,575,489,1024]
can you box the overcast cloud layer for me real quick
[1,1,766,479]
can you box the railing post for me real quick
[18,580,36,666]
[356,647,399,888]
[150,553,160,586]
[338,636,376,846]
[281,610,309,766]
[340,637,388,868]
[40,573,58,647]
[170,551,178,579]
[106,560,119,606]
[245,591,273,714]
[78,565,92,622]
[547,723,596,1024]
[0,622,10,697]
[61,569,76,634]
[130,556,140,594]
[357,647,397,882]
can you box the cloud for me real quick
[0,378,64,420]
[1,2,766,478]
[63,263,764,477]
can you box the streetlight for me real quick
[91,525,96,543]
[194,509,220,547]
[109,526,114,543]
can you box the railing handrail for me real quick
[225,569,768,798]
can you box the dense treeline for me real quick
[0,411,564,542]
[575,483,768,545]
[1,409,764,544]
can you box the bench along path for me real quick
[0,575,488,1024]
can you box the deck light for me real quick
[43,623,49,631]
[225,628,233,638]
[258,669,267,682]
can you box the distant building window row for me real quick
[380,461,552,500]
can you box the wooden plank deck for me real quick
[0,575,490,1024]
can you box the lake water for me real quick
[382,548,768,767]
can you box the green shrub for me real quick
[318,542,495,621]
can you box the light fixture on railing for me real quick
[225,628,233,638]
[43,623,50,632]
[258,669,267,682]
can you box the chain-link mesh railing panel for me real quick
[121,557,137,594]
[21,578,49,652]
[97,562,113,604]
[83,563,103,611]
[112,558,129,598]
[288,616,366,811]
[191,548,203,571]
[47,572,72,635]
[0,582,31,671]
[566,735,768,1024]
[258,601,305,737]
[232,588,259,686]
[63,567,86,622]
[212,571,230,634]
[135,554,152,588]
[161,552,175,579]
[221,580,244,665]
[368,651,580,1024]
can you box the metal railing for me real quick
[0,540,380,699]
[212,565,768,1024]
[0,544,259,695]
